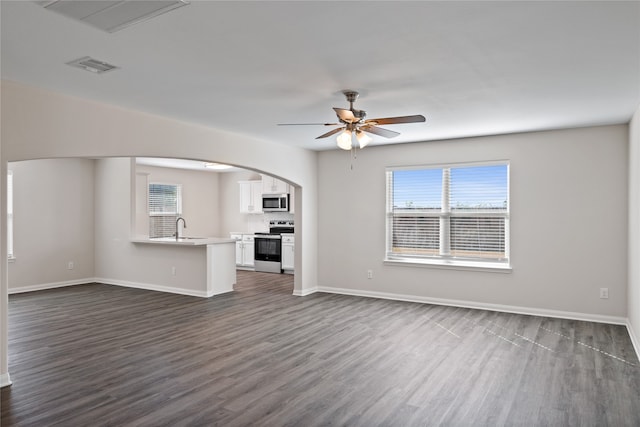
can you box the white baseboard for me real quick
[293,287,317,297]
[8,278,95,294]
[94,277,211,298]
[9,277,212,298]
[0,372,12,388]
[316,286,628,325]
[12,279,624,326]
[627,320,640,362]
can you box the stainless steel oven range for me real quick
[254,220,294,273]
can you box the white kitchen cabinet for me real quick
[231,233,255,269]
[230,234,244,265]
[281,233,294,272]
[239,180,263,213]
[242,235,255,268]
[235,240,243,265]
[261,175,289,194]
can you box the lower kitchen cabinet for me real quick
[234,240,243,265]
[231,233,255,269]
[281,234,294,272]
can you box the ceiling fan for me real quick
[278,90,426,150]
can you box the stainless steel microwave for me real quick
[262,194,289,212]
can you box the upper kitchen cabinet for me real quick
[239,180,263,214]
[261,175,289,194]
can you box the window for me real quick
[148,183,182,238]
[7,171,13,259]
[386,162,509,268]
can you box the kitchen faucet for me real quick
[175,217,187,240]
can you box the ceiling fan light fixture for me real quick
[336,130,353,150]
[356,130,372,148]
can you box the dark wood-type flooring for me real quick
[2,271,640,426]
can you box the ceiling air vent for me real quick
[38,0,190,33]
[66,56,119,74]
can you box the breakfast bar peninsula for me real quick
[131,237,236,297]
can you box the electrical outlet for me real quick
[600,288,609,299]
[171,266,176,276]
[67,261,74,270]
[367,270,373,279]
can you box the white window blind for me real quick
[148,183,182,238]
[386,163,509,265]
[7,171,13,258]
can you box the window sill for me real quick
[384,257,512,273]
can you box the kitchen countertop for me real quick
[132,237,236,246]
[230,232,263,235]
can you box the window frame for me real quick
[148,182,183,238]
[385,161,511,272]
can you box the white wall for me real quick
[318,125,629,320]
[8,159,95,291]
[629,105,640,353]
[136,164,221,238]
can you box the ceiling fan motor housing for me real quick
[353,109,366,120]
[341,91,366,122]
[343,90,359,103]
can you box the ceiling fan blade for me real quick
[278,123,339,126]
[360,125,400,139]
[316,127,344,139]
[333,108,358,123]
[365,114,426,125]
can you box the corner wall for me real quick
[318,125,629,321]
[629,104,640,354]
[8,159,95,292]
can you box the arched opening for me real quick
[0,81,319,388]
[6,156,300,297]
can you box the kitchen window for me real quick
[148,182,182,238]
[385,162,510,269]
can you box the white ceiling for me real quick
[2,1,639,151]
